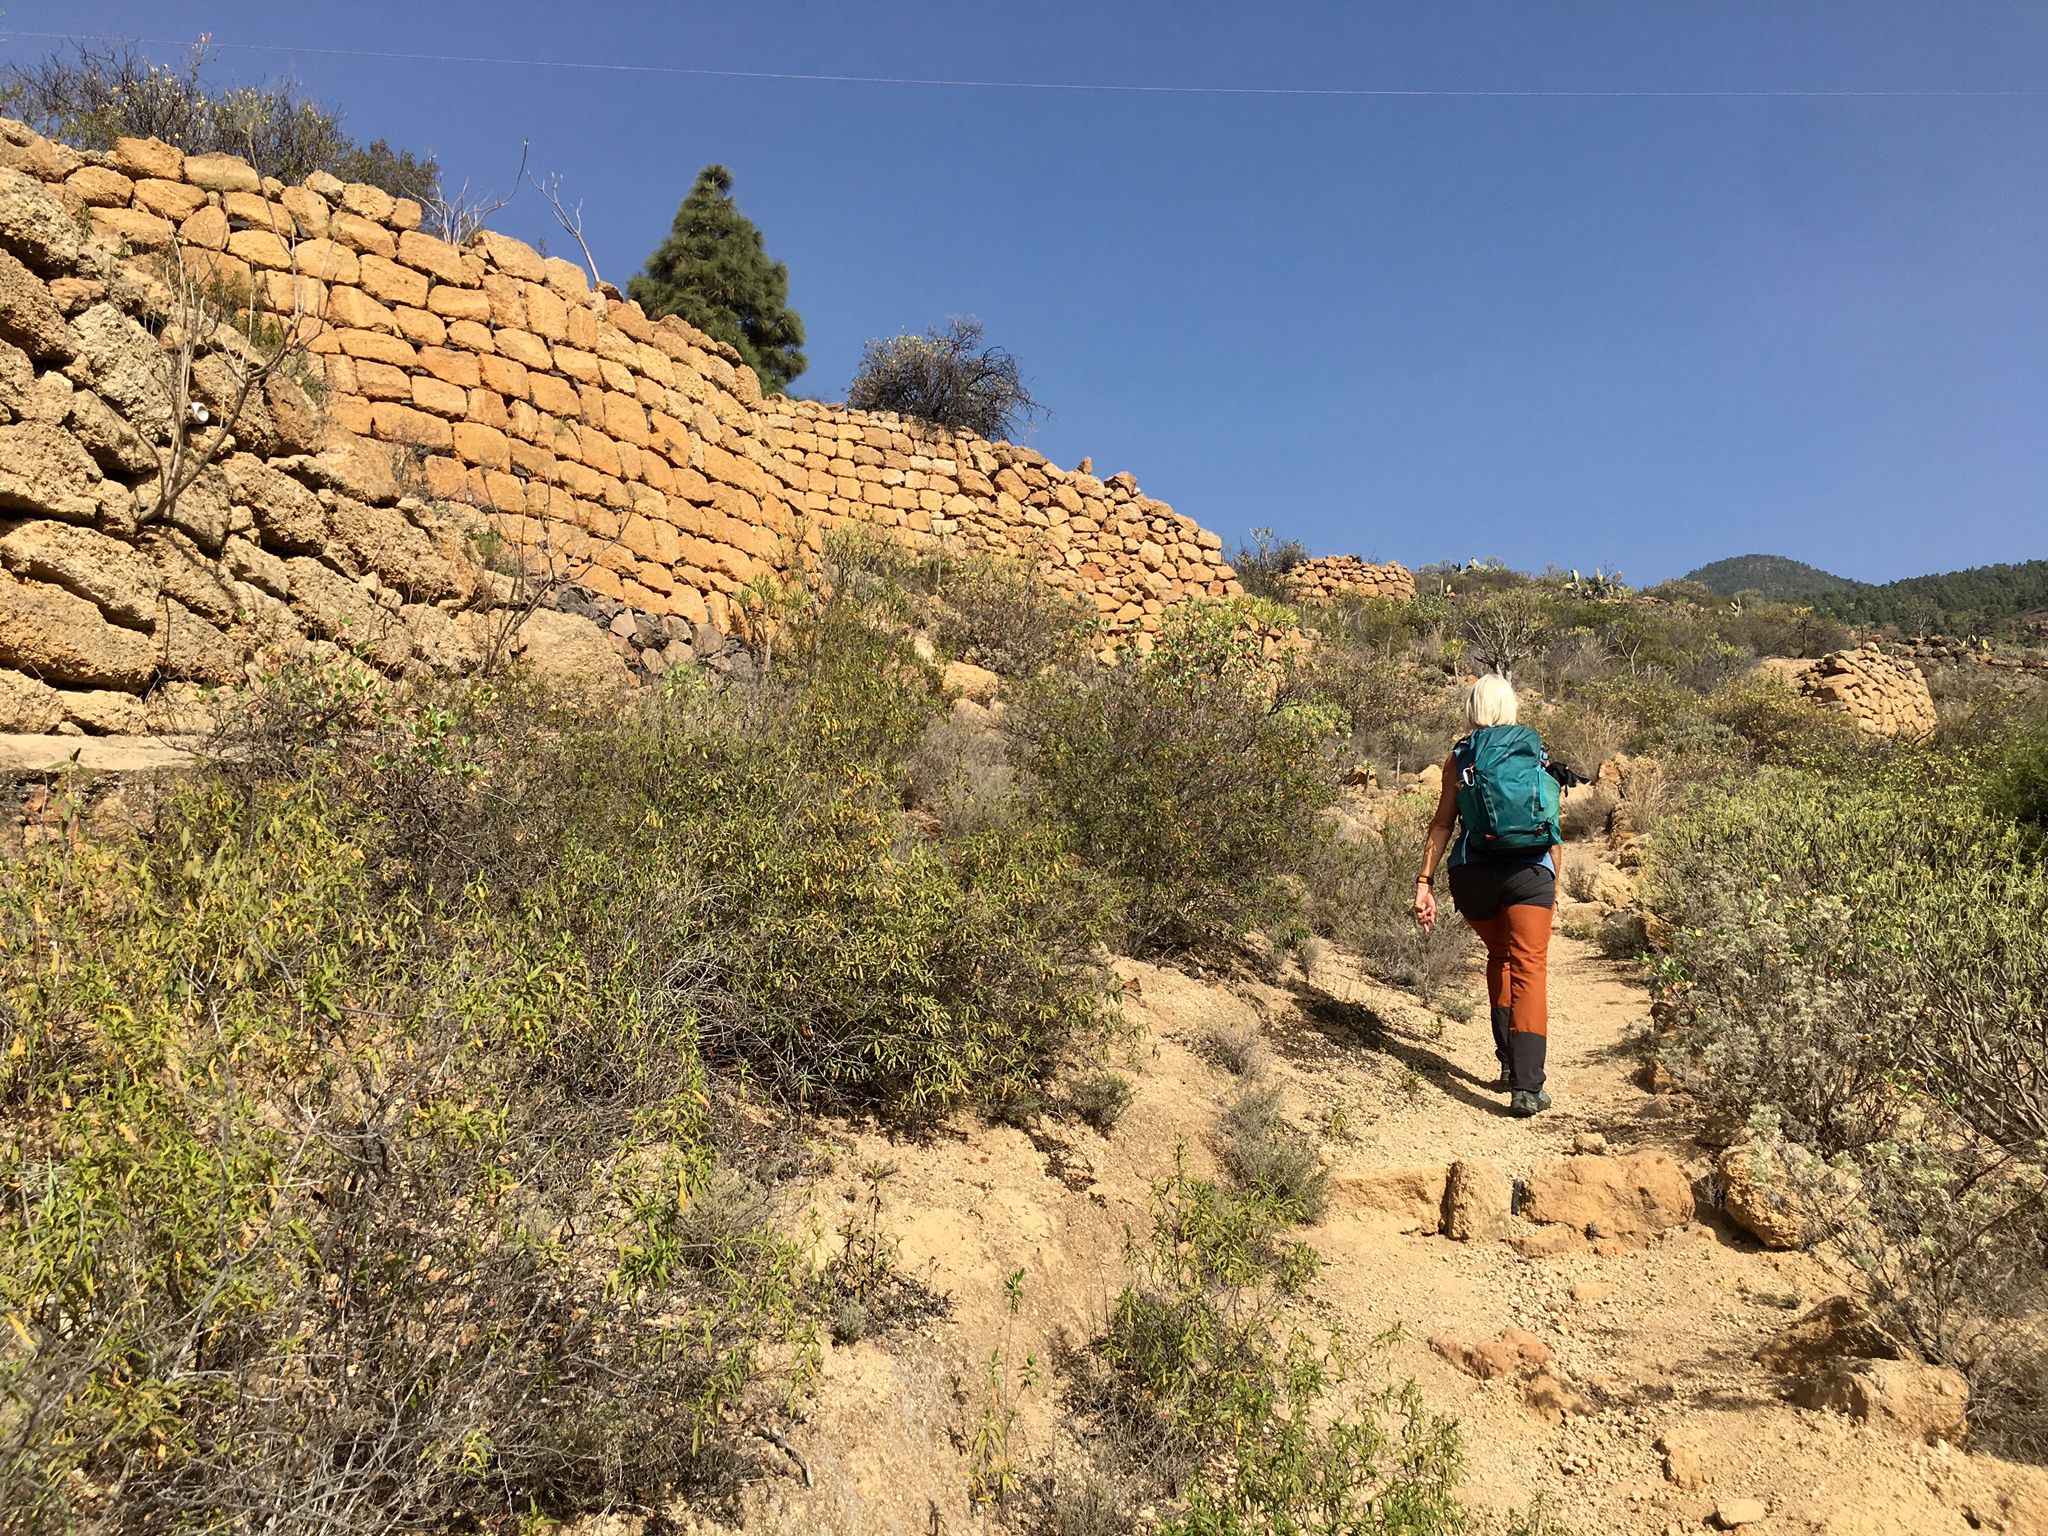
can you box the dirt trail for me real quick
[704,935,2048,1536]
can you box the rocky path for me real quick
[697,934,2048,1536]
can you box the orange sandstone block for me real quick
[222,190,290,229]
[465,389,510,432]
[602,391,650,446]
[292,237,359,284]
[91,206,174,248]
[185,151,260,193]
[481,272,527,329]
[452,421,511,471]
[337,329,417,367]
[393,306,446,346]
[328,210,397,258]
[111,135,183,181]
[419,455,471,498]
[353,359,415,400]
[339,182,397,223]
[411,374,468,419]
[476,353,530,401]
[396,230,470,285]
[67,165,136,206]
[280,185,330,237]
[359,253,429,308]
[326,286,399,334]
[416,347,482,389]
[476,230,545,281]
[495,330,552,370]
[551,345,601,384]
[578,564,626,603]
[523,282,569,341]
[508,439,555,481]
[325,394,373,436]
[132,178,208,220]
[526,372,579,418]
[443,321,494,356]
[370,401,455,451]
[427,285,492,322]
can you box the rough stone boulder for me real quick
[1718,1140,1816,1249]
[1442,1157,1512,1241]
[0,519,158,628]
[1429,1326,1552,1380]
[1756,1295,1902,1374]
[1791,1359,1970,1444]
[940,658,1001,705]
[504,609,636,698]
[1329,1165,1449,1233]
[0,421,102,520]
[0,570,155,688]
[1519,1151,1695,1239]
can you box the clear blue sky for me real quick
[7,3,2044,583]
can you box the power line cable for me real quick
[4,29,2045,99]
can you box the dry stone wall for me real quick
[1756,643,1938,740]
[0,118,1253,730]
[1280,554,1416,605]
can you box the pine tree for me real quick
[628,165,806,396]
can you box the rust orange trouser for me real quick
[1467,902,1550,1040]
[1448,860,1554,1093]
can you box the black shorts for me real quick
[1448,859,1556,923]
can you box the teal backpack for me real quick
[1453,725,1563,855]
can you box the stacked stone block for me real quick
[1759,644,1938,740]
[0,117,1248,712]
[765,401,1239,654]
[1280,554,1416,605]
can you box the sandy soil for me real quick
[672,933,2048,1536]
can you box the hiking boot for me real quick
[1495,1063,1513,1091]
[1509,1089,1553,1117]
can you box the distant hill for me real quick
[1829,560,2048,636]
[1683,554,1862,603]
[1681,554,2048,637]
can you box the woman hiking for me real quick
[1410,673,1564,1117]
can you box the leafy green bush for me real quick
[1228,528,1311,603]
[1986,716,2048,836]
[1017,601,1340,953]
[1069,1072,1136,1133]
[923,554,1094,676]
[0,575,1123,1526]
[0,776,810,1532]
[1646,762,2048,1451]
[1565,674,1738,766]
[5,39,437,197]
[1090,1153,1466,1532]
[1706,672,1867,769]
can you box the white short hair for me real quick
[1466,673,1519,729]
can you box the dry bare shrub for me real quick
[1216,1085,1328,1224]
[1016,603,1341,954]
[1200,1024,1272,1079]
[1299,796,1471,1005]
[921,555,1093,677]
[847,317,1043,440]
[1535,699,1629,780]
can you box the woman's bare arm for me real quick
[1412,752,1460,931]
[1420,753,1459,883]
